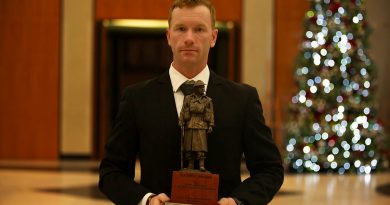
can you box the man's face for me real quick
[167,5,218,68]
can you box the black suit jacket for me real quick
[99,71,284,205]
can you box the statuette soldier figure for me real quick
[179,80,214,171]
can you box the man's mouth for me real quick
[180,48,197,52]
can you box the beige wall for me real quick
[61,0,94,155]
[242,0,274,124]
[366,0,390,135]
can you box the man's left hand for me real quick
[217,197,237,205]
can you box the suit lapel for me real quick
[157,71,179,123]
[206,71,224,100]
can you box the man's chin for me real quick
[181,51,197,57]
[176,59,202,68]
[180,56,198,63]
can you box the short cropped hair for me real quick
[168,0,216,28]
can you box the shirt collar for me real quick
[169,64,210,92]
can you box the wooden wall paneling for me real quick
[274,0,309,150]
[95,0,242,22]
[0,0,60,160]
[212,1,242,22]
[95,0,172,20]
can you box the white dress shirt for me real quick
[169,64,210,116]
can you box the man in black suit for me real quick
[99,0,284,205]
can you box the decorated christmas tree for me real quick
[284,0,388,174]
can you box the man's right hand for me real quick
[148,193,170,205]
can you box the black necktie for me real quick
[180,80,195,96]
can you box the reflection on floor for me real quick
[37,184,106,200]
[0,160,389,205]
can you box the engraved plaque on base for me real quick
[168,171,219,205]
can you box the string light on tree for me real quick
[284,0,388,174]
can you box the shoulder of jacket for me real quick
[222,80,257,94]
[212,74,255,91]
[122,75,163,95]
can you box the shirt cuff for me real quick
[138,193,155,205]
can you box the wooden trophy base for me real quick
[168,170,219,205]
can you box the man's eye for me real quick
[176,27,186,31]
[195,28,204,32]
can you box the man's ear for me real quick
[166,28,171,46]
[211,29,218,48]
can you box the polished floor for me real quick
[0,160,389,205]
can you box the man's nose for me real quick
[184,30,195,45]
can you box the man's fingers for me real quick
[217,197,236,205]
[156,193,170,202]
[150,193,170,205]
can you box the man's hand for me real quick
[149,193,170,205]
[217,197,237,205]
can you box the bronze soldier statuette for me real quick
[179,80,214,172]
